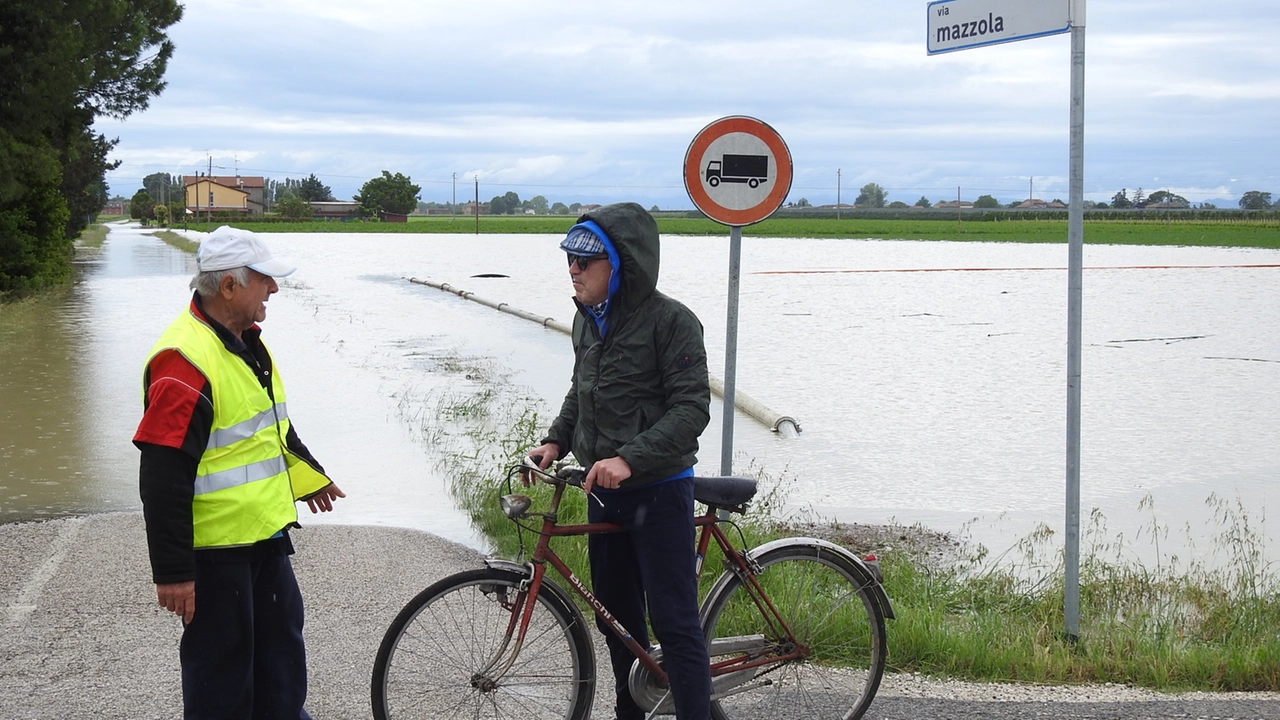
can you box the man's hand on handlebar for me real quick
[523,442,560,486]
[584,456,631,494]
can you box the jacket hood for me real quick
[576,202,659,319]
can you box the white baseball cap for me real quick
[195,226,296,277]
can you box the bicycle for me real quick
[371,461,895,720]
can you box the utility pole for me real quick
[452,172,456,219]
[836,169,841,220]
[474,176,479,235]
[1029,176,1034,202]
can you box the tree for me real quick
[914,196,931,208]
[1238,191,1272,210]
[152,204,169,227]
[142,172,179,205]
[551,202,570,215]
[526,195,549,214]
[649,205,660,213]
[854,183,887,208]
[569,202,582,213]
[0,0,182,293]
[1147,190,1188,206]
[794,198,811,207]
[1132,187,1147,208]
[297,174,334,202]
[973,194,1000,209]
[1111,189,1132,209]
[130,190,154,221]
[276,196,312,220]
[355,171,421,216]
[887,201,909,209]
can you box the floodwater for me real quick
[2,222,1277,564]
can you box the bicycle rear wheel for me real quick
[700,544,887,720]
[372,567,594,720]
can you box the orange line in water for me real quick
[753,264,1280,275]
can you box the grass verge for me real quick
[179,216,1280,249]
[151,229,199,253]
[403,351,1279,692]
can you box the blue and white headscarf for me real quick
[560,220,622,337]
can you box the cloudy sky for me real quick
[98,0,1278,210]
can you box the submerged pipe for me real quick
[407,276,801,435]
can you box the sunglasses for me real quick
[566,253,609,270]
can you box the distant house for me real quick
[185,177,252,215]
[578,204,602,213]
[1014,199,1053,209]
[103,200,125,215]
[1146,201,1189,209]
[310,201,364,220]
[184,175,268,215]
[460,201,490,215]
[382,212,408,223]
[934,200,974,209]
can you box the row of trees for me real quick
[840,183,1273,211]
[1,0,182,294]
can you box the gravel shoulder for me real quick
[2,513,1277,719]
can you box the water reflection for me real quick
[1,224,1276,564]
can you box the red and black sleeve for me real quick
[134,349,213,584]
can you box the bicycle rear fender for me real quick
[734,537,896,621]
[483,559,597,633]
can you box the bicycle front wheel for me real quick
[372,567,594,720]
[701,544,887,720]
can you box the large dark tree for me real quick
[297,174,335,202]
[355,171,421,216]
[0,0,182,294]
[1238,191,1272,210]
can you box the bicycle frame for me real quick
[503,478,808,691]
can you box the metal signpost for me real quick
[683,116,794,476]
[928,0,1086,639]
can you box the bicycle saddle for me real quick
[692,476,757,512]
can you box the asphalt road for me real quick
[2,513,1277,719]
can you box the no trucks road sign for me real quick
[684,116,792,227]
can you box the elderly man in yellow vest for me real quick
[134,225,344,719]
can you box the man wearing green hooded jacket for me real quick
[528,202,712,720]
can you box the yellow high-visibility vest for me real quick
[145,306,331,548]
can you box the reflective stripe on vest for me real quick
[206,402,289,451]
[194,454,289,496]
[146,306,298,548]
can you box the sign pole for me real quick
[720,225,743,476]
[1064,0,1086,641]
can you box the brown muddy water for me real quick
[2,222,1277,563]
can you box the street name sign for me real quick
[927,0,1069,55]
[684,116,792,227]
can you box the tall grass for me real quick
[402,350,1280,691]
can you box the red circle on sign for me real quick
[683,116,793,227]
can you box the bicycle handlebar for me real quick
[516,459,586,487]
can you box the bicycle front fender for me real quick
[483,558,597,633]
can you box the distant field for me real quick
[173,216,1280,248]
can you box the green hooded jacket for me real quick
[542,202,711,487]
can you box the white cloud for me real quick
[98,0,1279,207]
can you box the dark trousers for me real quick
[587,477,711,720]
[181,541,311,720]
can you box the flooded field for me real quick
[2,222,1276,562]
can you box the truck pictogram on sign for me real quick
[705,154,769,188]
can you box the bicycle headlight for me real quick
[500,494,532,519]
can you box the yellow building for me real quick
[184,175,267,215]
[185,178,249,215]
